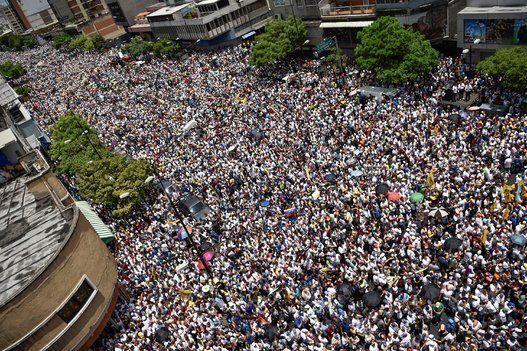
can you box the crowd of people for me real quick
[2,42,527,350]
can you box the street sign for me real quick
[316,37,335,54]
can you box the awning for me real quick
[198,0,220,5]
[319,21,373,29]
[242,31,257,39]
[75,201,115,244]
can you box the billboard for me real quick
[486,19,515,45]
[464,18,527,45]
[464,19,486,43]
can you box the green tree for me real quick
[22,36,38,48]
[53,32,72,49]
[76,157,152,216]
[0,33,38,50]
[0,61,27,80]
[49,112,111,174]
[122,37,153,59]
[355,16,438,83]
[325,47,347,69]
[14,85,31,97]
[152,38,179,57]
[68,35,89,50]
[91,34,106,49]
[477,47,527,91]
[249,18,307,67]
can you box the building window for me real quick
[39,10,54,25]
[274,0,285,6]
[9,105,25,124]
[57,279,96,324]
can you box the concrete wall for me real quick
[0,173,118,351]
[468,0,527,6]
[106,0,159,26]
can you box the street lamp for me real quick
[80,129,103,160]
[147,165,214,279]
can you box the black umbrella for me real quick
[265,325,279,341]
[448,113,461,123]
[362,291,382,308]
[324,173,337,183]
[200,242,213,253]
[443,237,462,251]
[337,282,353,303]
[375,183,389,196]
[155,326,170,343]
[421,284,441,301]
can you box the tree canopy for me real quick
[68,34,106,51]
[77,156,151,216]
[249,18,307,67]
[0,61,27,80]
[477,47,527,91]
[355,16,438,83]
[50,111,153,216]
[49,112,111,174]
[0,33,38,50]
[14,85,31,97]
[325,47,348,68]
[152,39,179,57]
[53,32,72,49]
[122,37,153,59]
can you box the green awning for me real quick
[75,201,115,244]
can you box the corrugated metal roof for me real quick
[75,201,115,244]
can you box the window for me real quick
[39,10,54,25]
[9,105,25,124]
[57,279,96,323]
[274,0,285,6]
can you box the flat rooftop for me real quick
[0,176,74,307]
[459,5,527,14]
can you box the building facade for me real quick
[0,77,119,350]
[106,0,160,27]
[269,0,451,48]
[0,153,119,351]
[147,0,273,44]
[457,0,527,63]
[0,0,25,33]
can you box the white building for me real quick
[147,0,273,44]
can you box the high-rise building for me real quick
[457,0,527,64]
[105,0,160,27]
[0,0,26,33]
[147,0,273,44]
[0,77,120,351]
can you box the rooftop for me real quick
[0,174,74,307]
[147,4,191,18]
[459,5,527,14]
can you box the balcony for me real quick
[319,0,376,19]
[376,0,446,11]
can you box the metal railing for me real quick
[319,3,376,17]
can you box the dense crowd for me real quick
[2,43,527,350]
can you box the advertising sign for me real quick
[464,19,486,43]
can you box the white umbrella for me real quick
[429,208,449,219]
[183,119,197,132]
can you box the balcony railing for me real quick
[319,3,376,17]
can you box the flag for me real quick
[426,169,435,190]
[177,226,189,240]
[481,228,489,245]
